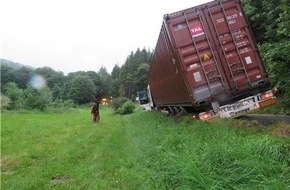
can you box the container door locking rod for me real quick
[220,2,251,87]
[197,9,226,89]
[207,5,238,90]
[184,12,213,98]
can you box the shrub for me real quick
[3,82,24,110]
[118,101,136,115]
[110,97,129,111]
[23,86,53,111]
[260,41,290,106]
[51,99,75,108]
[1,94,11,110]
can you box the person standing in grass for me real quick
[91,99,100,123]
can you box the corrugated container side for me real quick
[148,24,192,106]
[149,0,270,109]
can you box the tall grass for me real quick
[1,107,290,189]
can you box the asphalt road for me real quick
[239,114,290,125]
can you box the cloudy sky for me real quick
[1,0,211,74]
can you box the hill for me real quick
[0,58,34,70]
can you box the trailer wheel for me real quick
[180,107,187,114]
[174,107,179,114]
[169,107,175,116]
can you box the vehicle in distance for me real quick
[147,0,277,120]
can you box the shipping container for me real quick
[148,0,277,119]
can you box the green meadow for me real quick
[1,107,290,189]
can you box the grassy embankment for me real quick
[1,106,290,189]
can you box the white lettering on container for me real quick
[191,27,202,33]
[217,18,224,23]
[217,14,238,25]
[190,23,204,38]
[229,20,236,25]
[240,48,250,54]
[227,14,238,20]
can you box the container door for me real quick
[205,0,267,92]
[166,11,226,103]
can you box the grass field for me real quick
[1,107,290,189]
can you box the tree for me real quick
[260,42,290,105]
[86,71,103,99]
[135,63,150,91]
[52,84,62,100]
[111,64,121,79]
[119,48,152,99]
[68,75,96,104]
[242,0,289,43]
[0,65,34,90]
[3,82,24,109]
[34,67,65,90]
[97,67,111,99]
[277,0,290,38]
[1,93,10,109]
[1,65,15,91]
[111,65,121,98]
[13,67,34,89]
[23,86,53,111]
[242,0,280,43]
[61,71,88,101]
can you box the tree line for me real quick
[1,48,152,111]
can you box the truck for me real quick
[147,0,277,120]
[136,90,151,110]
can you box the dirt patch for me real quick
[50,174,73,185]
[233,119,265,128]
[270,124,290,137]
[0,157,18,176]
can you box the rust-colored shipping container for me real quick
[148,0,273,115]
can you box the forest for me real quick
[1,0,289,111]
[0,48,152,111]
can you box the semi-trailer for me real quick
[147,0,277,120]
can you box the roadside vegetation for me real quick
[242,0,290,109]
[1,107,290,189]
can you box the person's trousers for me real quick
[92,112,100,122]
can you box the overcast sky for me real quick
[1,0,211,74]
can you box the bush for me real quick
[1,94,11,110]
[23,86,53,111]
[3,82,24,110]
[118,101,136,115]
[110,97,129,111]
[50,99,75,108]
[260,41,290,106]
